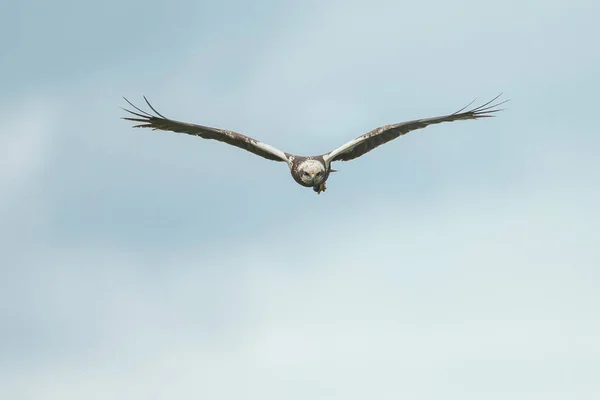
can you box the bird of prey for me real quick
[121,94,507,194]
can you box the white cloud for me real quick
[0,96,57,194]
[2,1,599,399]
[0,95,60,245]
[2,143,598,399]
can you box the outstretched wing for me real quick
[121,97,289,163]
[324,94,508,163]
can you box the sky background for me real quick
[1,0,599,398]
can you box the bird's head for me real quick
[298,160,326,186]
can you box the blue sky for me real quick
[1,0,599,398]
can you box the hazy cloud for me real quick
[2,0,599,398]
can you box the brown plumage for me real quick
[121,94,508,194]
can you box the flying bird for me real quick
[121,94,507,194]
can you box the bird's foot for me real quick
[315,182,327,195]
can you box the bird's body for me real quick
[121,94,507,194]
[288,156,331,193]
